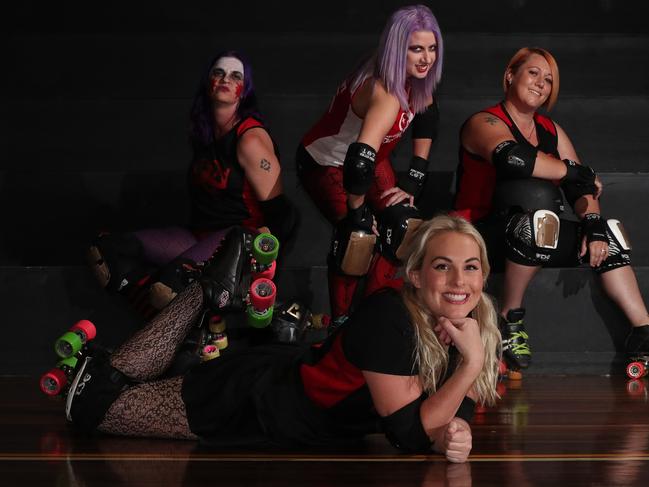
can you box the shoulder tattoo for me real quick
[484,115,500,126]
[260,158,271,171]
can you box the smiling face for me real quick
[405,30,437,79]
[208,56,245,104]
[408,231,483,320]
[506,53,553,109]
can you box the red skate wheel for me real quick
[70,320,97,342]
[498,359,508,376]
[626,361,646,380]
[253,259,276,280]
[40,368,67,396]
[249,278,276,310]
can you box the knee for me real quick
[505,209,560,266]
[596,218,633,273]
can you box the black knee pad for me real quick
[596,218,632,274]
[67,351,130,433]
[505,210,560,265]
[377,203,423,264]
[89,232,146,292]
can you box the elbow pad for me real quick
[492,140,536,179]
[343,142,376,195]
[411,103,439,140]
[397,156,429,198]
[259,194,299,245]
[382,394,432,453]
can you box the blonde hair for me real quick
[401,214,501,406]
[503,47,560,111]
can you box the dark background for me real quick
[3,0,649,374]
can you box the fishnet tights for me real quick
[98,282,204,438]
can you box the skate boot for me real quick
[624,324,649,379]
[149,258,204,310]
[200,226,279,328]
[499,308,531,376]
[87,232,149,293]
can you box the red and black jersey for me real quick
[188,116,278,231]
[454,103,560,222]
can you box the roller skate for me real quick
[271,300,331,344]
[625,324,649,379]
[40,320,98,397]
[499,308,531,380]
[200,226,279,328]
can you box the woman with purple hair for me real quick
[88,50,297,310]
[297,5,443,327]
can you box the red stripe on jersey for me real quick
[241,178,264,230]
[300,333,366,408]
[237,117,264,136]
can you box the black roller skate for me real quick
[625,324,649,379]
[271,300,331,344]
[499,308,531,380]
[200,226,279,328]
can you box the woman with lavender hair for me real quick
[297,5,443,327]
[88,50,297,310]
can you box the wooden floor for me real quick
[2,375,649,486]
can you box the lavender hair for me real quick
[350,5,444,114]
[189,50,260,146]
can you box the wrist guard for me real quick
[346,202,374,234]
[582,213,608,244]
[398,156,428,198]
[562,159,596,186]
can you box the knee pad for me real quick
[67,352,130,433]
[597,218,632,273]
[329,220,377,277]
[505,210,560,265]
[87,232,146,293]
[377,204,423,264]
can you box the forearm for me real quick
[573,195,601,219]
[413,138,432,159]
[419,362,480,434]
[530,152,568,180]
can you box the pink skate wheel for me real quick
[249,278,276,310]
[70,320,96,341]
[40,368,67,396]
[626,361,646,380]
[202,344,220,361]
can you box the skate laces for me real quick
[507,331,531,356]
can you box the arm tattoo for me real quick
[260,158,271,171]
[484,115,500,126]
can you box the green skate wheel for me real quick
[252,233,279,265]
[55,331,83,358]
[58,356,78,370]
[247,305,273,328]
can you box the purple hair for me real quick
[352,5,443,114]
[189,50,260,146]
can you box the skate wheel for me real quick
[70,320,97,342]
[55,331,83,359]
[626,361,647,380]
[507,370,523,381]
[252,259,276,280]
[247,305,273,328]
[40,368,67,396]
[626,379,646,397]
[252,233,279,265]
[249,278,277,310]
[208,316,226,334]
[213,333,228,350]
[202,344,220,361]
